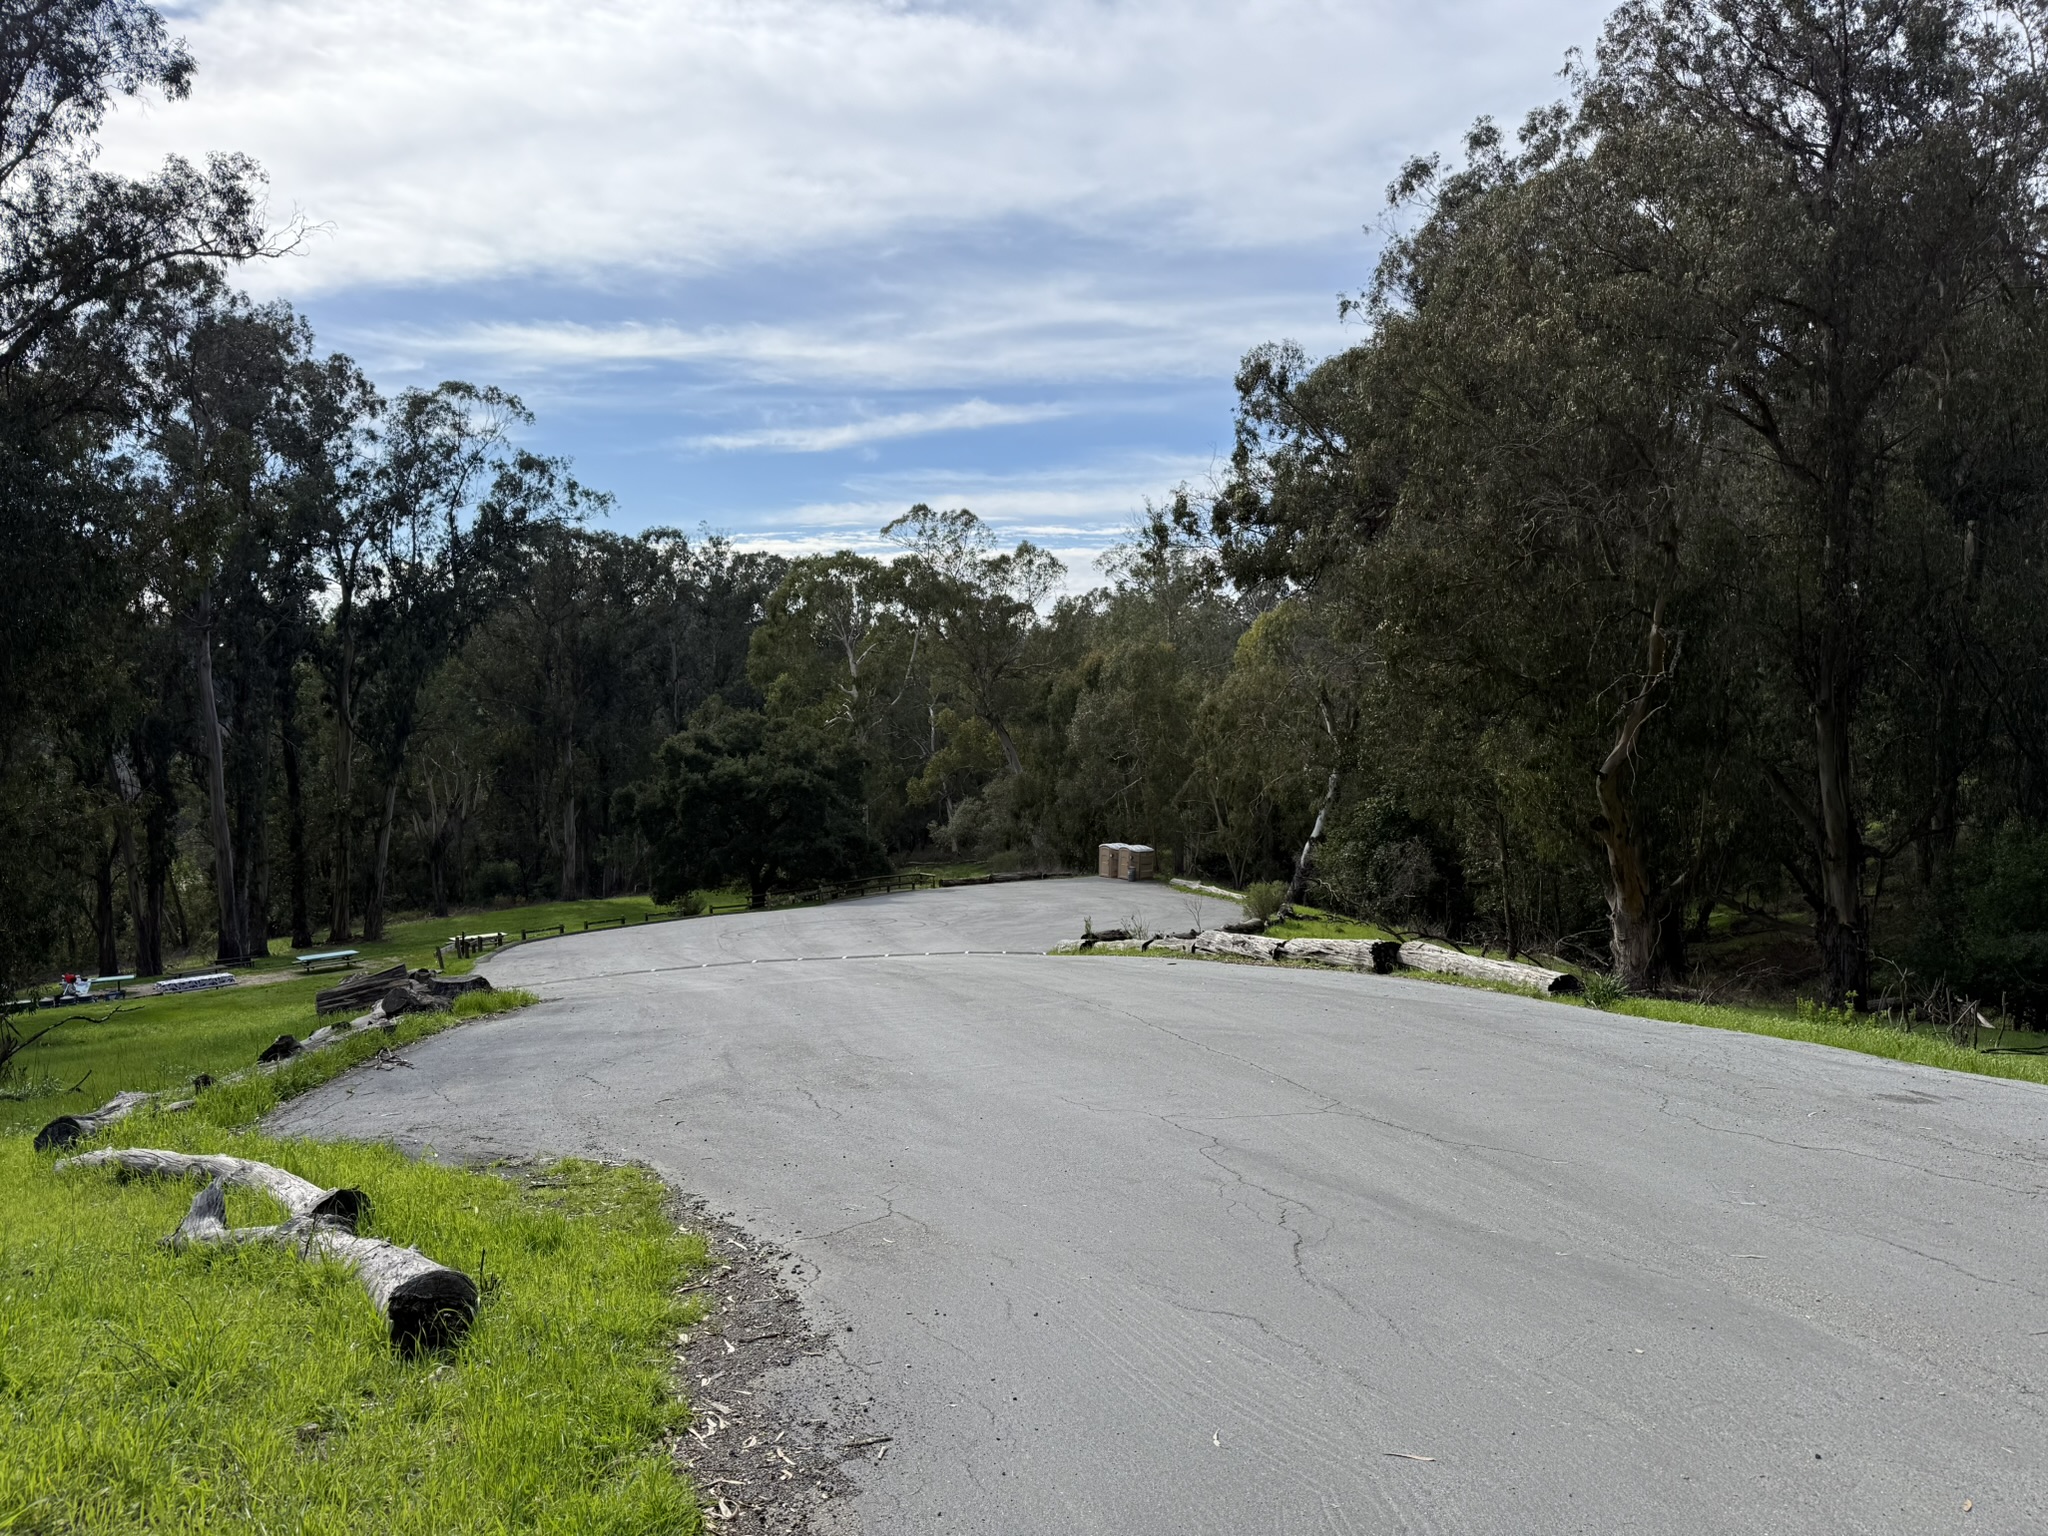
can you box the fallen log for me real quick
[170,1176,477,1352]
[1193,932,1289,962]
[1077,927,1134,948]
[33,1090,156,1152]
[1275,937,1406,973]
[316,963,407,1016]
[57,1146,370,1230]
[1396,942,1583,995]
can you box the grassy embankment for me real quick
[3,895,720,1533]
[1158,882,2048,1088]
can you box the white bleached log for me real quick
[169,1177,477,1352]
[1192,932,1289,962]
[57,1147,369,1230]
[1396,942,1583,995]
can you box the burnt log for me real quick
[33,1090,155,1152]
[379,981,453,1018]
[316,963,407,1016]
[1077,928,1134,948]
[57,1146,369,1230]
[170,1177,476,1352]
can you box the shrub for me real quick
[1242,880,1286,923]
[1313,796,1471,936]
[1582,971,1628,1010]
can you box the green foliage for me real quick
[1796,996,1861,1033]
[1241,880,1286,923]
[1314,797,1471,936]
[1581,971,1628,1010]
[629,699,887,906]
[1903,825,2048,1026]
[0,1140,703,1534]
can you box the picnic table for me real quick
[155,972,233,996]
[294,949,360,974]
[434,931,506,969]
[90,974,136,999]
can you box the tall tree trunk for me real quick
[428,837,448,919]
[989,716,1023,777]
[280,709,313,949]
[116,802,152,975]
[1495,808,1518,960]
[138,759,172,976]
[1284,767,1341,908]
[363,774,398,942]
[1592,599,1673,990]
[113,750,154,975]
[93,839,119,976]
[194,600,246,964]
[560,792,580,901]
[329,630,355,943]
[231,669,271,960]
[1813,685,1869,1008]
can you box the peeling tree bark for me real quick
[1591,594,1674,991]
[194,590,246,964]
[1283,767,1341,909]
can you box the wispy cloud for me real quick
[100,0,1613,294]
[681,399,1069,453]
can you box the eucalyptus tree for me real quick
[0,0,271,989]
[355,392,581,939]
[885,505,1064,778]
[128,296,309,961]
[1571,0,2048,1003]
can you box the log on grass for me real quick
[1192,931,1289,962]
[1281,937,1406,973]
[171,1178,476,1352]
[1396,942,1583,995]
[33,1090,157,1152]
[57,1146,369,1230]
[1281,937,1374,970]
[315,963,407,1016]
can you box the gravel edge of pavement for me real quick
[664,1192,888,1535]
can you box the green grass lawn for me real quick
[215,894,678,982]
[1,1137,706,1534]
[4,927,711,1533]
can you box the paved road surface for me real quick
[273,883,2048,1534]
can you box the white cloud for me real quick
[682,399,1068,453]
[344,268,1330,387]
[707,451,1215,546]
[100,0,1614,294]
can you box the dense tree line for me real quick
[7,0,2048,1024]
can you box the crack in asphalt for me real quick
[1660,1103,2048,1198]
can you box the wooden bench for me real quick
[294,949,360,974]
[155,972,234,996]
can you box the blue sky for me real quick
[108,0,1614,584]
